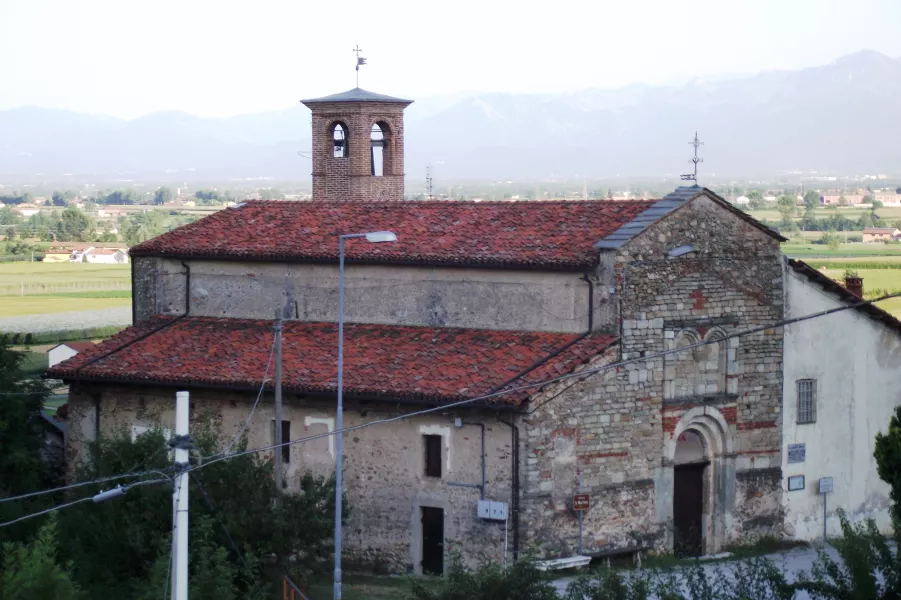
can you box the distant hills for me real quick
[2,51,900,182]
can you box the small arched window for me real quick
[371,123,385,176]
[331,123,348,158]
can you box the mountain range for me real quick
[2,51,900,182]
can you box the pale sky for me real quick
[2,0,900,119]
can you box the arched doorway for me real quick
[662,407,735,557]
[673,430,708,556]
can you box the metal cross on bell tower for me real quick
[680,131,704,184]
[353,45,367,88]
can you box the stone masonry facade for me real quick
[519,193,785,557]
[66,383,513,574]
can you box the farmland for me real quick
[0,262,131,318]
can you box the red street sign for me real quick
[573,493,590,511]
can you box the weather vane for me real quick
[353,45,367,88]
[680,131,704,183]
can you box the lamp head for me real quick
[364,231,397,243]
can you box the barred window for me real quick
[797,379,817,424]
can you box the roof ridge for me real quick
[241,199,658,206]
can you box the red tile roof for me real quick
[49,341,96,353]
[47,317,616,406]
[129,200,655,269]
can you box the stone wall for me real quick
[520,346,665,556]
[66,384,515,574]
[132,256,609,334]
[520,193,785,557]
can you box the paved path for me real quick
[553,545,832,599]
[0,307,132,333]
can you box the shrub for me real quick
[792,510,900,599]
[407,555,558,600]
[0,517,81,600]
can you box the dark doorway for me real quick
[421,506,444,575]
[673,463,706,557]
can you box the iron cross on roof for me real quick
[680,131,704,183]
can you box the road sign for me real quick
[819,477,833,495]
[573,494,590,511]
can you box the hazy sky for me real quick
[2,0,901,119]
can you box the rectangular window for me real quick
[271,420,291,463]
[797,379,817,424]
[424,434,442,478]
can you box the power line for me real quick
[184,289,901,477]
[0,468,173,505]
[5,290,898,525]
[222,335,276,456]
[0,477,169,528]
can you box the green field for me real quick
[781,243,901,257]
[752,206,901,222]
[0,262,130,283]
[0,296,131,317]
[0,262,131,317]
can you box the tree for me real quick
[59,418,340,597]
[820,231,842,251]
[5,226,14,241]
[0,206,20,225]
[838,195,850,207]
[50,191,68,207]
[875,406,901,522]
[56,207,95,242]
[777,195,797,221]
[873,199,884,208]
[409,555,558,600]
[153,186,174,205]
[0,342,53,545]
[747,190,764,210]
[122,210,167,245]
[0,518,81,600]
[803,190,820,210]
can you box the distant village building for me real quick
[862,228,900,243]
[47,83,900,573]
[48,341,97,369]
[84,248,129,264]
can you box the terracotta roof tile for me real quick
[129,200,655,269]
[48,317,617,406]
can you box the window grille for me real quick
[797,379,816,424]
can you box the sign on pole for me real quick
[573,494,590,511]
[818,477,833,495]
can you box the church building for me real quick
[51,85,790,573]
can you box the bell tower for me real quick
[302,88,413,202]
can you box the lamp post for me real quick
[334,230,397,600]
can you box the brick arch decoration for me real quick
[370,119,394,175]
[666,406,734,459]
[327,120,350,157]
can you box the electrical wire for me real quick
[0,477,169,528]
[0,468,174,505]
[5,290,899,524]
[222,336,276,456]
[182,289,901,476]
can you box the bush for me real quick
[407,555,558,600]
[792,510,900,599]
[0,517,81,600]
[564,558,792,600]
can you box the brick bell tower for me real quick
[301,88,413,202]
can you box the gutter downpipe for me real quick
[580,272,594,331]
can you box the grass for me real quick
[751,206,901,222]
[781,243,901,257]
[0,296,130,317]
[19,351,48,377]
[0,262,130,284]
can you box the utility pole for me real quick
[172,390,190,600]
[274,310,284,494]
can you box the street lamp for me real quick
[334,230,397,600]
